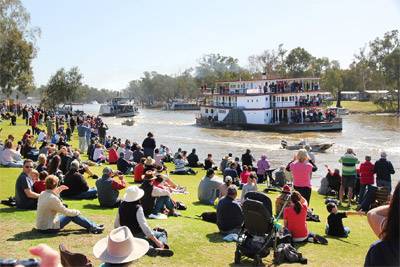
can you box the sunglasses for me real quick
[24,166,33,168]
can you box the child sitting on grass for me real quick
[326,202,365,237]
[33,170,48,194]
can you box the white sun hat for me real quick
[123,186,144,202]
[93,226,149,264]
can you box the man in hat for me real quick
[339,148,359,207]
[374,152,395,193]
[95,167,127,208]
[216,185,244,235]
[114,186,174,257]
[198,168,223,205]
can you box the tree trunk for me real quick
[336,90,342,108]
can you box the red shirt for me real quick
[283,203,308,239]
[134,164,144,182]
[108,149,119,164]
[33,180,46,194]
[359,161,375,185]
[240,171,251,184]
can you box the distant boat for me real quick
[99,97,139,117]
[165,99,200,110]
[328,107,349,116]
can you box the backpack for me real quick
[274,243,307,265]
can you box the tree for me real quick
[285,47,313,77]
[0,0,39,96]
[382,47,400,114]
[248,44,287,78]
[41,67,83,109]
[321,67,344,107]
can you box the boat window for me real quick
[205,109,208,113]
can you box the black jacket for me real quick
[374,158,395,182]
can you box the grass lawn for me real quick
[0,118,377,266]
[341,101,384,113]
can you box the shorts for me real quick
[342,175,356,188]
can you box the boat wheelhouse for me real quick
[196,77,342,132]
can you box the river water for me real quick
[76,104,400,187]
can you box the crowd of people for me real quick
[0,104,398,266]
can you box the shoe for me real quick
[91,174,99,180]
[155,248,174,257]
[313,235,328,245]
[89,225,104,234]
[149,213,168,220]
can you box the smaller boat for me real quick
[121,119,135,126]
[328,107,349,116]
[281,140,333,152]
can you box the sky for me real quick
[23,0,400,90]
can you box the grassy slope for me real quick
[0,119,377,266]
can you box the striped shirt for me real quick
[339,153,359,176]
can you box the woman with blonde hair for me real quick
[286,149,317,204]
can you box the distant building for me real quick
[341,90,398,101]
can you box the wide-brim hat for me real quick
[144,157,155,166]
[123,186,144,202]
[93,226,149,264]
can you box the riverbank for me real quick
[0,119,378,266]
[341,100,398,114]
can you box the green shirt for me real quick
[339,153,359,176]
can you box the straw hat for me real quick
[93,226,149,264]
[123,186,144,202]
[144,156,155,166]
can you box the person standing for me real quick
[98,122,108,145]
[142,132,156,158]
[288,149,317,205]
[339,148,359,207]
[241,149,255,167]
[373,152,395,193]
[77,122,89,152]
[358,156,375,204]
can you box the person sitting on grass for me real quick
[0,140,23,167]
[216,185,244,235]
[134,157,146,183]
[219,175,233,199]
[36,153,47,173]
[187,148,203,168]
[324,165,341,196]
[198,168,223,205]
[117,152,135,174]
[223,162,239,185]
[240,165,251,185]
[365,181,399,266]
[92,143,107,163]
[15,159,39,210]
[108,144,119,164]
[241,172,258,203]
[34,171,48,194]
[114,186,174,257]
[61,160,97,200]
[171,154,196,175]
[274,166,287,187]
[283,191,327,244]
[96,167,127,208]
[36,175,104,234]
[150,174,180,218]
[325,202,365,237]
[204,153,217,170]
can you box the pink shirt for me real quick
[290,161,313,188]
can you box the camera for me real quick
[0,258,40,267]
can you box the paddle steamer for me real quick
[196,77,342,132]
